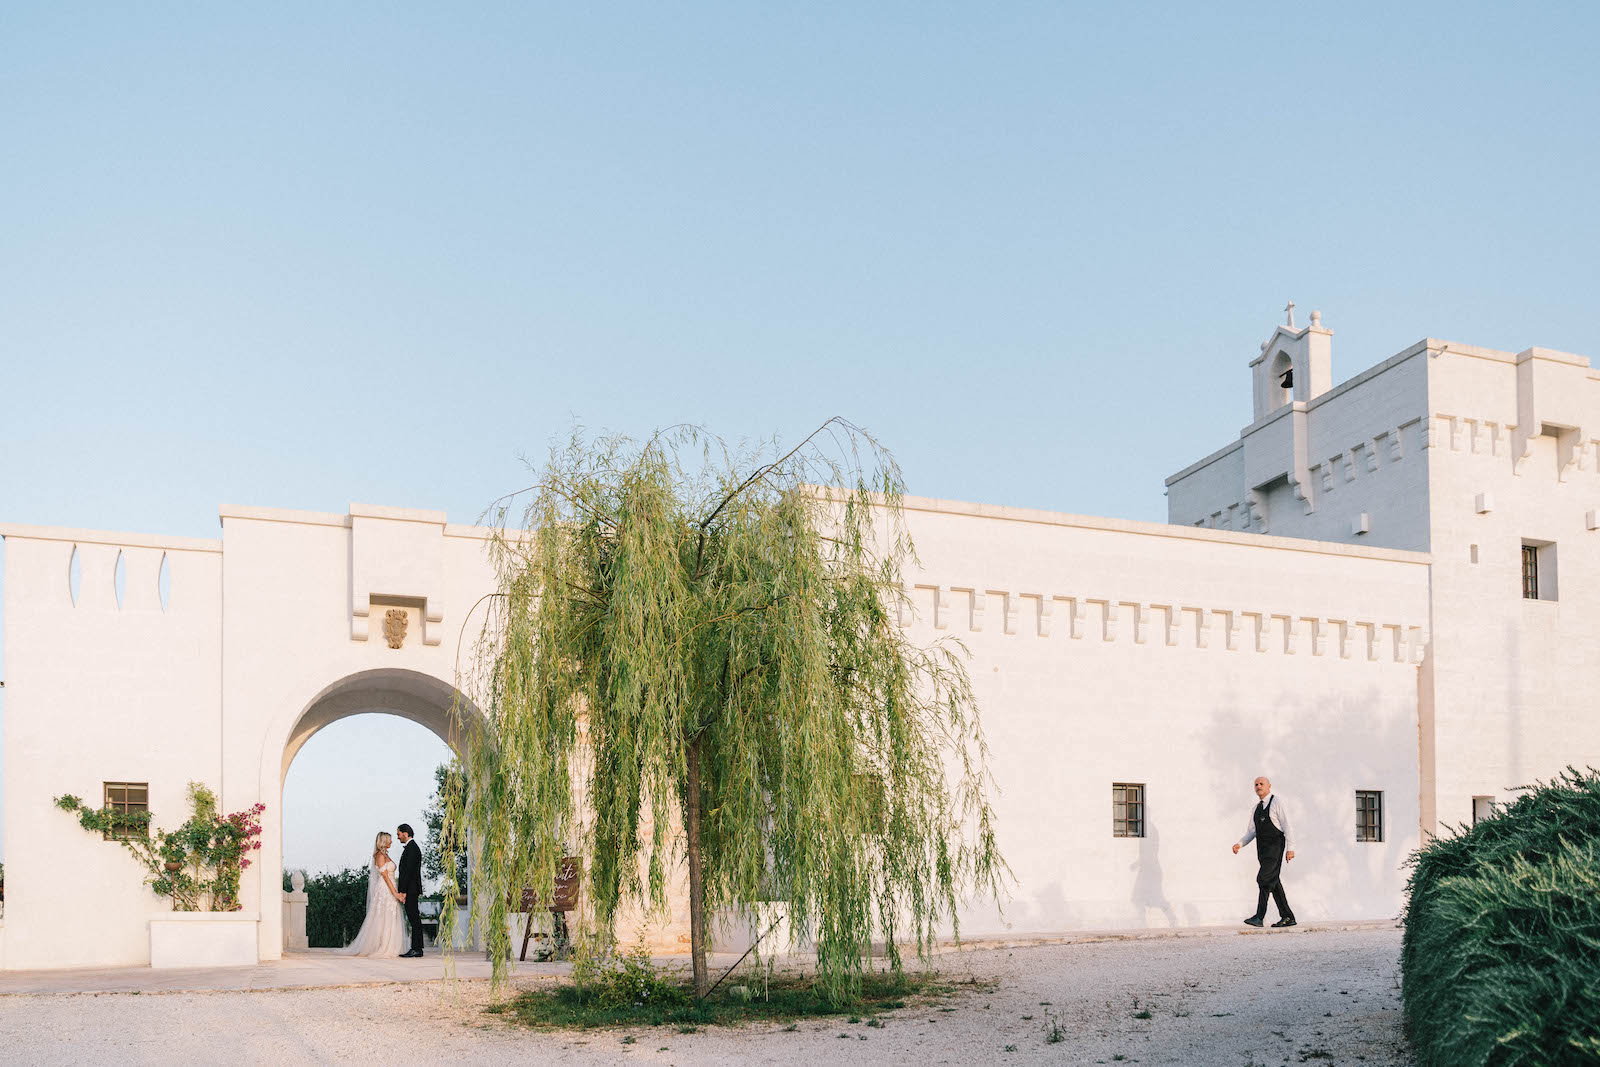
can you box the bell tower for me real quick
[1249,303,1333,422]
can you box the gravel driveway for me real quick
[0,926,1411,1065]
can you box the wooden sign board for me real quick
[512,857,581,914]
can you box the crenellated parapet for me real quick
[897,582,1427,664]
[1191,416,1425,531]
[1426,409,1600,484]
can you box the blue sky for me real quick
[3,4,1597,871]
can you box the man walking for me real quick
[396,823,425,957]
[1232,776,1296,928]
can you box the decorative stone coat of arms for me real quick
[383,608,408,649]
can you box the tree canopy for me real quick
[442,419,1003,1000]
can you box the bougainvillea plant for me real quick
[55,782,264,911]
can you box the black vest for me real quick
[1254,797,1284,851]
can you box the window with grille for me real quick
[1356,790,1383,843]
[1112,783,1145,838]
[103,781,149,840]
[1522,540,1559,600]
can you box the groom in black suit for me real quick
[396,823,425,957]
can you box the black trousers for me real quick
[1254,845,1293,920]
[1255,880,1293,921]
[404,891,424,952]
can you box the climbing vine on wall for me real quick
[55,782,264,911]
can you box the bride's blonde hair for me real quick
[373,831,392,853]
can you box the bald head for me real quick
[1253,777,1271,799]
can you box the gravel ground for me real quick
[0,926,1412,1066]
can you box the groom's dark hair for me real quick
[397,823,414,837]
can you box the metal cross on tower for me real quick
[1284,300,1296,328]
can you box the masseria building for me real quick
[3,310,1597,970]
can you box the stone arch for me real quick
[279,668,477,779]
[256,667,483,959]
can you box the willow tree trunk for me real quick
[685,730,709,998]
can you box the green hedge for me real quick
[284,866,372,949]
[1402,768,1600,1066]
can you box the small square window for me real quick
[103,781,149,840]
[1356,790,1383,843]
[1112,783,1145,838]
[1472,796,1496,825]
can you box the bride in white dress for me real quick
[338,831,409,957]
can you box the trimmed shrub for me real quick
[1402,767,1600,1066]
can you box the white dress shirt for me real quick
[1237,794,1293,852]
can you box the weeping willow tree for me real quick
[442,418,1003,1001]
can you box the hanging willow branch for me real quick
[440,418,1005,1003]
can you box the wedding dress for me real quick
[338,854,408,957]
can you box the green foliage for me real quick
[497,965,924,1030]
[1402,767,1600,1066]
[572,943,690,1011]
[423,762,468,890]
[299,866,373,948]
[443,421,1004,1003]
[53,784,263,911]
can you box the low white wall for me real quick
[149,914,260,969]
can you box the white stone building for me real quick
[1,311,1594,970]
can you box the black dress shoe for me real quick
[1271,917,1297,928]
[400,950,424,958]
[1243,916,1265,927]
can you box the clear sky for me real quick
[2,4,1597,867]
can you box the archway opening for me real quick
[276,668,477,956]
[1270,350,1294,409]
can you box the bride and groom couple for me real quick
[339,823,426,958]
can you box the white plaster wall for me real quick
[893,498,1429,933]
[1295,353,1431,550]
[1424,346,1600,832]
[1168,339,1432,552]
[1166,443,1244,529]
[1168,330,1600,843]
[0,527,222,969]
[2,492,1430,969]
[215,506,505,961]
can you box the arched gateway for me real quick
[0,504,514,969]
[270,667,479,960]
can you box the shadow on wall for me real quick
[1198,680,1419,921]
[1130,820,1177,926]
[952,667,1422,935]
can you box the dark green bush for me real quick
[282,866,371,948]
[1402,767,1600,1066]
